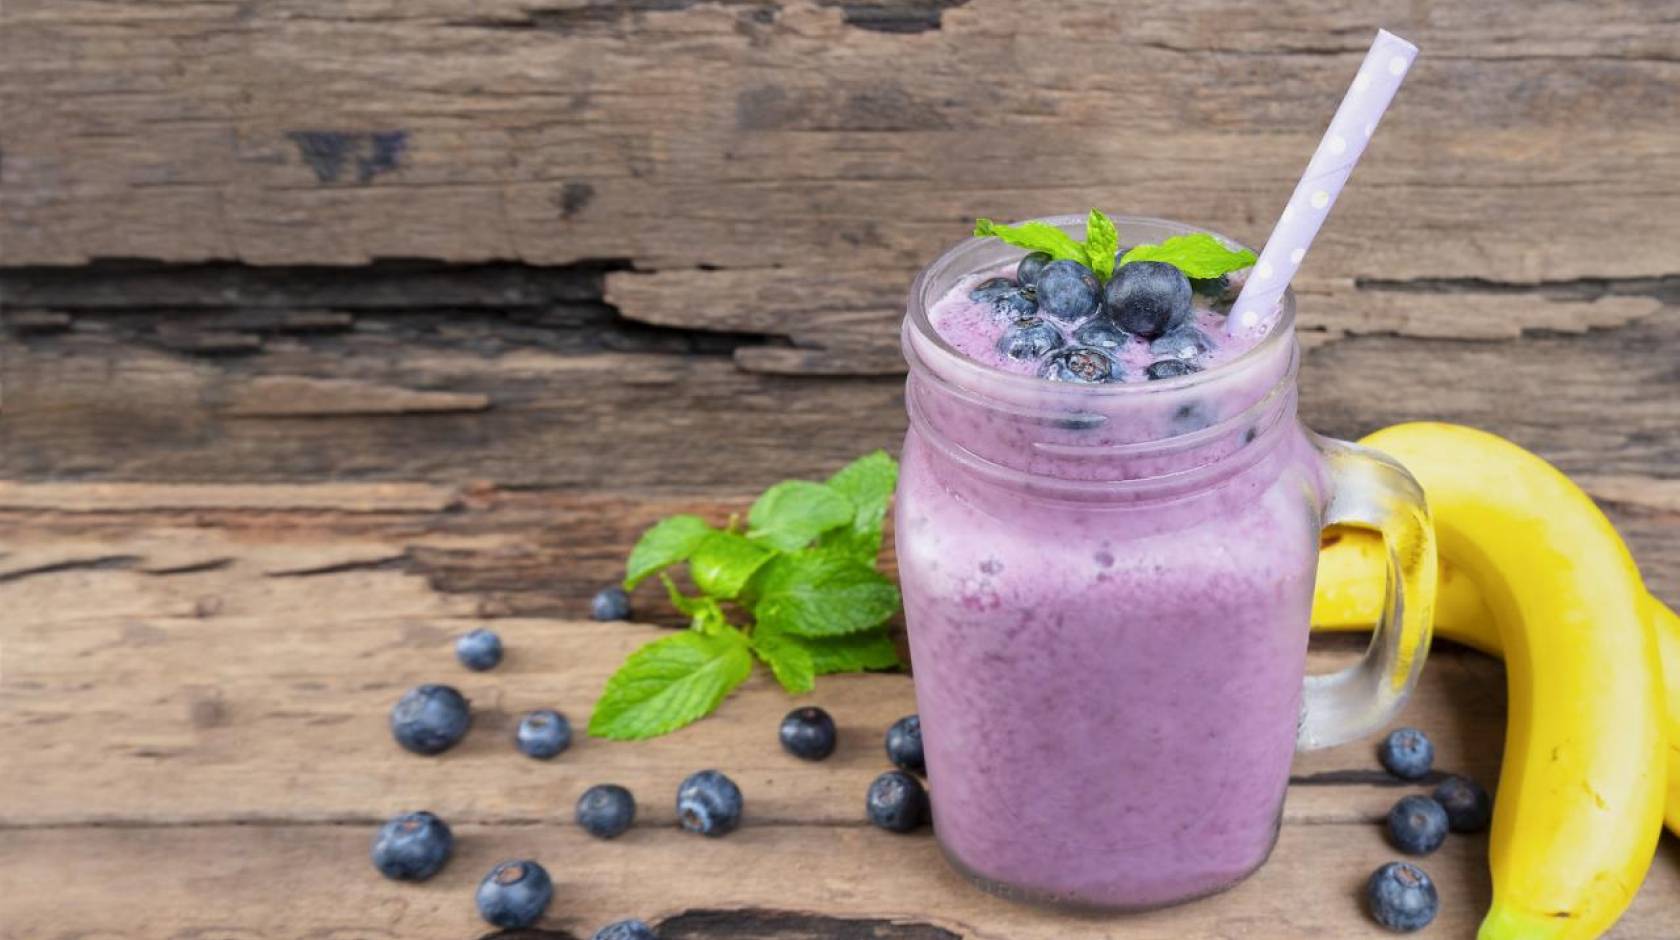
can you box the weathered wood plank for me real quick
[4,1,1679,283]
[2,821,1676,939]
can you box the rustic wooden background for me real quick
[2,0,1677,937]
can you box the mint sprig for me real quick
[1119,233,1256,280]
[973,209,1123,280]
[973,212,1255,282]
[592,451,904,740]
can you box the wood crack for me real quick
[0,555,141,584]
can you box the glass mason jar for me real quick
[895,216,1436,911]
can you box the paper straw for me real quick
[1228,29,1418,336]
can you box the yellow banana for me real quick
[1313,527,1680,837]
[1327,423,1666,940]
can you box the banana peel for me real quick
[1314,526,1680,837]
[1309,423,1668,939]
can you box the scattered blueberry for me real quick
[476,859,554,928]
[1016,251,1053,290]
[779,706,838,761]
[592,586,632,621]
[1433,776,1493,833]
[1146,359,1201,381]
[515,708,573,759]
[1386,794,1449,855]
[390,684,471,755]
[677,769,743,837]
[370,811,453,881]
[866,770,929,833]
[1149,325,1213,360]
[884,714,925,775]
[594,920,657,940]
[1379,728,1435,780]
[1104,260,1191,337]
[1190,274,1229,298]
[995,316,1064,360]
[576,784,637,839]
[1072,317,1129,349]
[1034,260,1102,321]
[1365,861,1439,932]
[1039,346,1116,384]
[454,628,503,671]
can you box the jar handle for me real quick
[1297,436,1438,750]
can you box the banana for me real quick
[1330,423,1666,939]
[1314,526,1680,837]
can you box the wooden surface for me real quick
[3,0,1679,936]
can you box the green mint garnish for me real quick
[1083,209,1120,280]
[624,514,710,589]
[972,218,1086,265]
[1119,233,1256,280]
[586,628,755,740]
[973,209,1123,280]
[591,451,904,740]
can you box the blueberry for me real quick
[779,706,838,761]
[370,811,453,881]
[475,859,554,928]
[866,770,929,833]
[390,684,471,755]
[576,783,636,839]
[1034,260,1102,322]
[1386,794,1449,855]
[594,920,657,940]
[1039,346,1116,384]
[1146,359,1201,381]
[995,316,1064,361]
[592,586,632,621]
[1433,776,1493,833]
[1072,317,1129,349]
[1365,861,1439,932]
[969,277,1038,319]
[1016,251,1053,290]
[677,769,743,837]
[1190,274,1229,298]
[1149,326,1212,360]
[884,714,925,775]
[454,628,502,672]
[1104,260,1191,338]
[515,708,573,759]
[1378,728,1435,780]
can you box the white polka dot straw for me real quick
[1227,29,1418,336]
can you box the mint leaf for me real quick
[624,514,712,589]
[750,631,815,694]
[747,481,853,552]
[753,551,900,637]
[689,530,776,599]
[796,629,903,674]
[659,574,727,632]
[820,450,898,564]
[973,218,1085,264]
[1119,233,1256,280]
[587,628,754,740]
[1084,209,1120,280]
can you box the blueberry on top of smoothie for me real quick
[1034,260,1102,322]
[1016,251,1053,290]
[1150,325,1212,361]
[1146,359,1201,381]
[1072,317,1129,350]
[1040,346,1116,384]
[1104,260,1191,338]
[996,316,1064,361]
[969,276,1038,319]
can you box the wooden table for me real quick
[2,0,1677,936]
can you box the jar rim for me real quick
[903,214,1296,398]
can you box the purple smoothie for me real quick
[896,217,1326,909]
